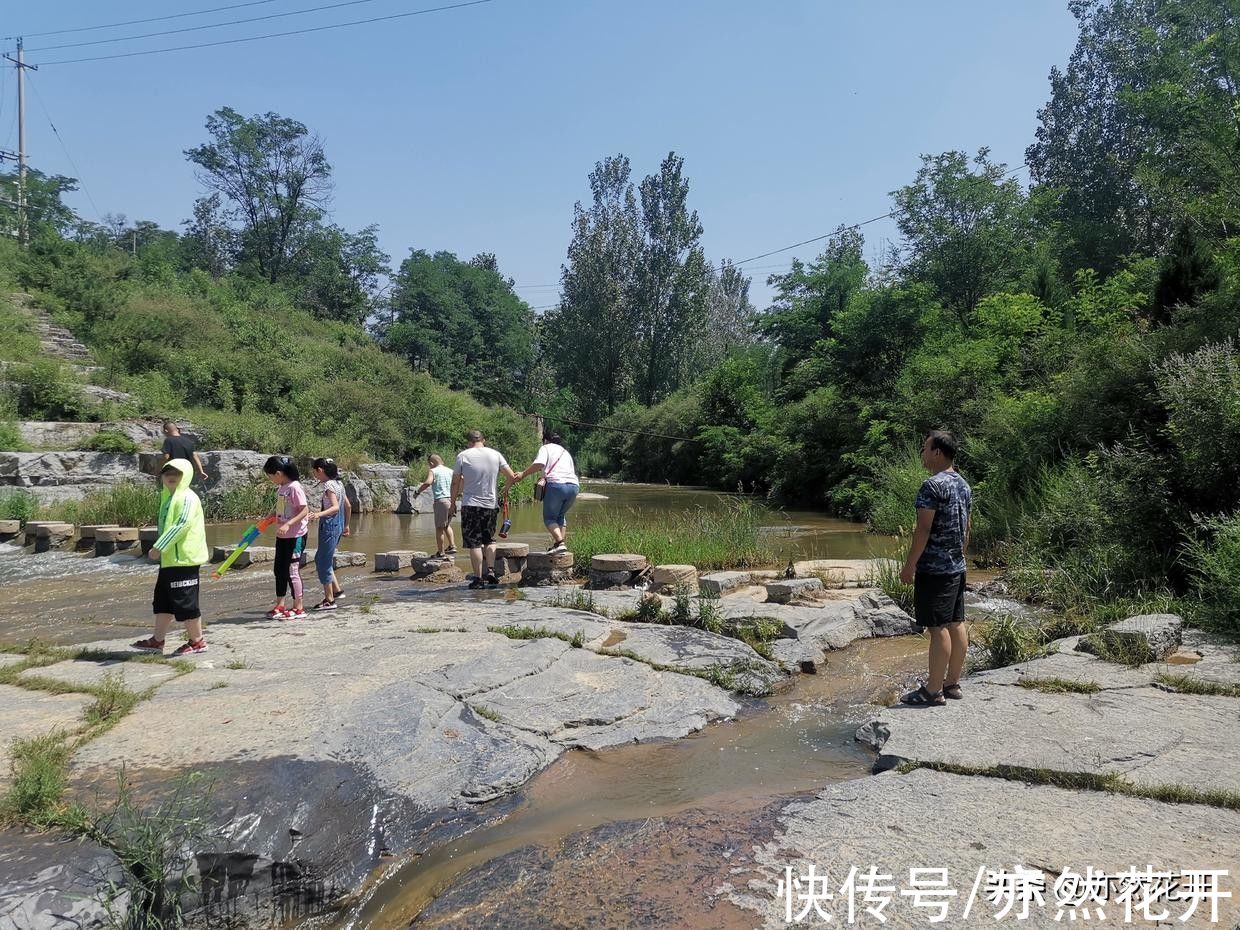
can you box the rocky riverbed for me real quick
[3,578,1237,930]
[0,574,917,929]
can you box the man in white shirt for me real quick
[450,429,518,588]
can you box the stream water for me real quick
[326,635,928,930]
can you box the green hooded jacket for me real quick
[155,458,209,568]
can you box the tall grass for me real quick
[569,498,769,571]
[0,489,39,521]
[1,732,73,828]
[204,481,273,522]
[52,482,161,527]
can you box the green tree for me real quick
[0,168,80,237]
[383,249,534,405]
[892,149,1032,320]
[633,151,710,404]
[185,107,332,283]
[550,154,642,420]
[294,224,391,326]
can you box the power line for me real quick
[31,0,496,65]
[29,0,394,53]
[26,73,104,221]
[10,1,282,40]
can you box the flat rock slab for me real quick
[790,557,890,585]
[374,550,425,572]
[698,571,751,596]
[67,598,742,903]
[720,591,915,654]
[861,678,1240,794]
[1078,613,1183,664]
[18,657,180,691]
[0,684,91,784]
[765,577,824,603]
[474,646,736,750]
[734,768,1240,929]
[602,621,784,693]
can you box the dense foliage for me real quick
[565,0,1240,629]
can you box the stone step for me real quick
[374,550,427,572]
[765,577,825,604]
[698,571,751,597]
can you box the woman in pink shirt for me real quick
[263,455,310,620]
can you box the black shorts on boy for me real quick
[153,566,202,622]
[913,571,966,627]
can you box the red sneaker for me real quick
[132,637,165,654]
[284,607,308,621]
[169,640,207,657]
[265,606,290,620]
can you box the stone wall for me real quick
[0,449,421,514]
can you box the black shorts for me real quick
[153,566,201,622]
[913,571,966,627]
[460,505,499,549]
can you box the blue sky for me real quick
[3,0,1079,308]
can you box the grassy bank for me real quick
[568,498,769,571]
[0,481,275,527]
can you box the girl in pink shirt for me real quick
[263,455,309,620]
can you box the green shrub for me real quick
[0,299,41,362]
[1182,512,1240,634]
[6,359,85,420]
[0,490,39,522]
[84,430,138,454]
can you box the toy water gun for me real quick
[213,516,277,578]
[499,498,511,539]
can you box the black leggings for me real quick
[275,536,306,599]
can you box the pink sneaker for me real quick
[169,640,207,657]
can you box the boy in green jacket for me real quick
[132,459,211,657]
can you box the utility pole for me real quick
[3,38,37,246]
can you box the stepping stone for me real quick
[139,526,159,556]
[698,571,750,597]
[33,524,74,553]
[765,577,824,604]
[76,524,119,545]
[590,553,647,573]
[650,564,697,594]
[375,550,426,572]
[94,527,139,556]
[527,550,574,571]
[0,519,19,541]
[494,542,529,558]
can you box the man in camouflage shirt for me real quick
[899,430,972,706]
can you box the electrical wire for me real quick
[29,0,393,53]
[27,73,105,221]
[10,1,282,40]
[32,0,496,65]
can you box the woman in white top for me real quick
[509,432,580,553]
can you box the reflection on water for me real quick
[333,635,927,930]
[203,482,892,564]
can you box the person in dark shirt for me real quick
[899,430,972,707]
[161,421,208,482]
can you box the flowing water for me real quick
[327,635,928,930]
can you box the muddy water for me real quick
[201,482,891,562]
[0,483,891,645]
[330,635,928,930]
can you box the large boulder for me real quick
[1076,613,1183,664]
[397,485,434,514]
[16,419,193,452]
[0,451,143,492]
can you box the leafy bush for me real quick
[866,448,930,536]
[1183,512,1240,634]
[84,430,138,454]
[0,298,40,362]
[974,614,1046,669]
[6,359,85,420]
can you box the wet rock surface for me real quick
[0,830,125,930]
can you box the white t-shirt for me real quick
[453,446,510,509]
[534,443,578,485]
